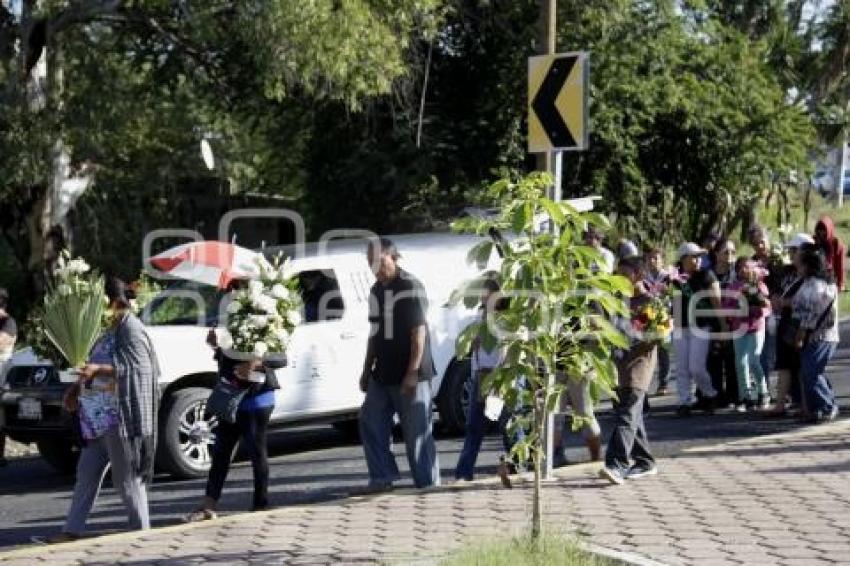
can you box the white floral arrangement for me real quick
[219,256,302,360]
[41,251,105,371]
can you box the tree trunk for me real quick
[803,184,813,230]
[531,390,546,541]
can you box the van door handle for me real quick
[340,332,356,340]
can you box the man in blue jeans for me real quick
[358,238,440,491]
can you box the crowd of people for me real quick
[455,218,845,486]
[2,219,843,540]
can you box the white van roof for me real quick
[265,232,487,260]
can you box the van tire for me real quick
[156,387,217,479]
[332,419,361,440]
[37,439,79,475]
[437,358,471,434]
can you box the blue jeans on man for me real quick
[800,340,838,418]
[359,378,441,488]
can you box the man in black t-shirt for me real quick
[358,238,439,490]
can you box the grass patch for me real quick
[440,534,620,566]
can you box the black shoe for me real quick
[627,464,659,479]
[0,457,7,468]
[676,405,692,417]
[703,396,716,415]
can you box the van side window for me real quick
[298,269,345,322]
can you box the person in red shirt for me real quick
[814,216,846,292]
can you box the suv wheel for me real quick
[156,387,218,479]
[436,358,472,434]
[37,440,80,475]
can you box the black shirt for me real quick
[369,268,436,385]
[214,348,281,394]
[677,268,718,329]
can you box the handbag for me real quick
[780,318,800,347]
[205,378,250,424]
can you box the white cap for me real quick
[677,242,708,261]
[785,233,815,249]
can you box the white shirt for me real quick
[472,344,503,373]
[594,247,615,274]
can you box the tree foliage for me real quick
[2,0,846,314]
[451,172,631,538]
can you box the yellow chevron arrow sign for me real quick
[528,52,589,153]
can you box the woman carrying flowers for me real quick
[185,259,300,521]
[49,277,159,543]
[726,258,771,411]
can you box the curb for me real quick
[0,462,604,561]
[2,422,842,562]
[581,542,670,566]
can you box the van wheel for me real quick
[37,440,80,475]
[437,358,472,434]
[156,387,218,479]
[332,419,361,440]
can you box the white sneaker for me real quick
[598,466,626,485]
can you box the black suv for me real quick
[2,364,80,472]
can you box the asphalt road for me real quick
[0,328,848,550]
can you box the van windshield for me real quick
[142,281,224,327]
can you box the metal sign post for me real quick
[542,149,564,481]
[528,50,587,480]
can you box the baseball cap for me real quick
[677,242,708,261]
[784,233,815,249]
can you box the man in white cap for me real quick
[672,242,722,416]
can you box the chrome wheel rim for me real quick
[178,400,217,470]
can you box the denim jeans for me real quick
[359,378,440,488]
[455,373,486,481]
[800,340,838,417]
[760,317,777,382]
[605,387,654,473]
[733,330,767,403]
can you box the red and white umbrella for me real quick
[149,241,265,288]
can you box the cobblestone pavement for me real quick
[0,418,848,565]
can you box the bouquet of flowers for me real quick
[219,256,303,361]
[41,252,106,371]
[631,296,673,342]
[742,273,769,309]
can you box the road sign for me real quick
[528,52,588,153]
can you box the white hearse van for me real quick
[2,232,496,478]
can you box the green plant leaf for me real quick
[512,202,532,234]
[539,197,566,225]
[455,322,480,359]
[466,240,494,269]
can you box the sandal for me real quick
[183,508,217,523]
